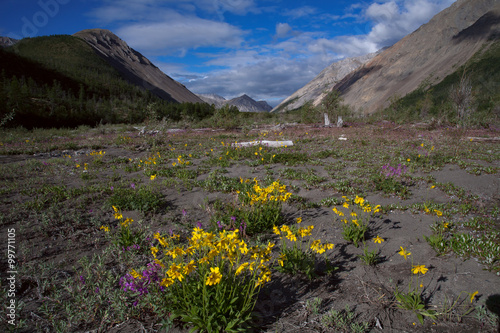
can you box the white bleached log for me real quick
[231,140,293,148]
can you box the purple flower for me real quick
[239,221,247,235]
[131,183,135,189]
[95,287,100,293]
[80,276,85,284]
[119,262,163,298]
[182,209,187,216]
[217,221,223,230]
[110,186,114,191]
[196,221,203,229]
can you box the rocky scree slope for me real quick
[331,0,500,114]
[198,93,272,112]
[74,29,203,104]
[272,51,379,113]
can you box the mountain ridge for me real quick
[330,0,500,114]
[272,51,379,113]
[197,93,272,112]
[73,29,203,104]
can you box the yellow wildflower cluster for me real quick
[245,179,292,205]
[424,205,443,217]
[137,152,161,169]
[75,162,89,170]
[88,150,105,157]
[310,239,334,254]
[150,227,274,289]
[275,218,334,254]
[172,155,190,167]
[332,195,380,226]
[112,205,134,227]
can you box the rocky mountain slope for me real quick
[197,93,272,112]
[272,51,379,113]
[197,94,227,108]
[332,0,500,114]
[73,29,203,104]
[0,37,18,48]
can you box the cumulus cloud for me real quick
[172,49,332,104]
[89,0,258,23]
[275,23,293,38]
[116,12,244,55]
[87,0,457,104]
[300,0,456,57]
[363,0,456,47]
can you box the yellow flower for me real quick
[206,267,222,286]
[373,235,384,244]
[332,207,344,216]
[354,195,365,206]
[130,269,142,279]
[296,217,302,224]
[114,212,123,220]
[154,232,168,247]
[160,277,175,287]
[434,209,443,217]
[407,159,410,162]
[121,218,133,227]
[398,246,411,260]
[343,202,349,209]
[235,262,249,275]
[278,253,286,266]
[412,264,428,275]
[430,185,436,189]
[100,225,110,232]
[150,174,157,180]
[183,260,196,275]
[273,225,281,236]
[151,246,159,258]
[469,291,478,303]
[112,205,119,212]
[167,263,185,281]
[286,232,297,242]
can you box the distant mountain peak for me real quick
[0,37,19,48]
[197,93,272,112]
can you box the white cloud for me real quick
[116,12,245,55]
[175,49,332,103]
[282,6,317,19]
[363,0,456,47]
[86,0,457,103]
[275,23,292,38]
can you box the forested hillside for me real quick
[0,35,212,128]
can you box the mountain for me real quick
[330,0,500,114]
[73,29,203,104]
[197,93,272,112]
[197,94,227,108]
[0,33,209,128]
[227,94,272,112]
[272,51,379,113]
[0,37,18,48]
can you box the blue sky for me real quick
[1,0,455,106]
